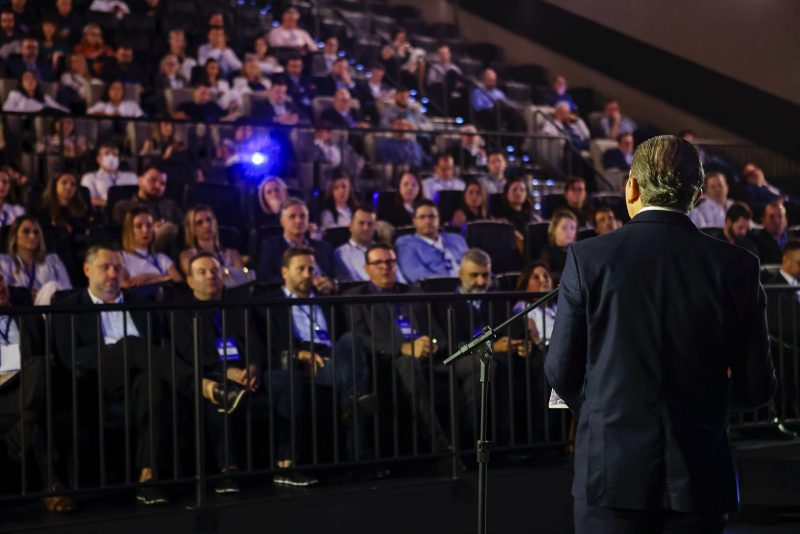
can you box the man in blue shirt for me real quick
[470,68,526,132]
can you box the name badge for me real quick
[0,343,21,372]
[216,338,240,361]
[395,316,417,341]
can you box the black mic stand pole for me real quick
[444,287,559,534]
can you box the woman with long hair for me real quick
[255,175,288,224]
[538,209,578,277]
[0,169,25,228]
[37,171,90,236]
[320,174,358,231]
[513,261,557,343]
[179,205,244,276]
[120,208,182,287]
[381,171,424,227]
[3,70,67,113]
[495,176,535,234]
[87,78,144,117]
[0,216,72,300]
[450,180,488,226]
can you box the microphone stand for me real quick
[444,287,559,534]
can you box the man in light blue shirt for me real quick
[422,154,465,200]
[335,206,408,284]
[471,68,507,113]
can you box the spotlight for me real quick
[251,152,267,165]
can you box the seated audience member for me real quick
[165,28,196,80]
[312,124,341,168]
[231,54,271,106]
[80,143,137,207]
[450,180,488,226]
[256,198,335,286]
[282,56,313,118]
[155,53,187,91]
[470,68,526,131]
[422,154,465,200]
[538,209,578,277]
[380,86,432,131]
[37,171,90,238]
[741,162,789,219]
[60,53,98,110]
[380,27,426,93]
[54,0,84,42]
[173,84,229,122]
[514,261,557,343]
[269,247,375,461]
[599,99,637,138]
[479,151,508,195]
[3,70,67,113]
[353,63,393,124]
[87,78,144,117]
[722,202,758,256]
[312,35,340,76]
[102,43,145,85]
[0,9,22,48]
[251,79,300,125]
[39,116,88,159]
[377,117,427,169]
[138,121,187,161]
[252,36,283,76]
[72,23,114,75]
[426,43,462,87]
[451,125,487,170]
[541,74,577,111]
[764,240,800,288]
[120,208,182,287]
[592,205,619,236]
[321,88,369,130]
[6,35,53,81]
[0,272,75,512]
[495,176,536,236]
[541,101,590,152]
[750,200,788,265]
[255,175,288,224]
[53,245,244,505]
[381,171,424,228]
[335,205,407,283]
[320,174,358,231]
[89,0,130,16]
[0,216,72,303]
[111,166,182,252]
[396,200,468,283]
[197,26,242,78]
[267,6,317,53]
[344,243,449,451]
[178,205,244,276]
[554,177,592,227]
[690,171,733,228]
[602,132,634,171]
[0,168,25,227]
[173,252,309,491]
[316,56,356,97]
[198,58,236,111]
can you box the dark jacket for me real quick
[256,235,335,284]
[545,209,775,513]
[750,229,785,265]
[263,289,337,364]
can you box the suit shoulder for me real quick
[395,234,416,247]
[311,238,333,253]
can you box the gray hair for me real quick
[630,135,704,212]
[280,196,307,214]
[461,248,491,268]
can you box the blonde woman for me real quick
[120,208,182,287]
[0,216,72,303]
[538,209,578,277]
[179,205,244,276]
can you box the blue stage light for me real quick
[251,152,267,165]
[455,117,464,124]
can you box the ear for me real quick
[625,177,640,205]
[83,262,90,279]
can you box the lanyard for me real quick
[18,257,37,291]
[0,316,11,344]
[132,250,163,274]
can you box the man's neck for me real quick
[284,232,306,246]
[419,232,439,241]
[197,238,216,251]
[88,287,120,304]
[137,192,156,202]
[286,285,308,298]
[352,237,371,248]
[194,291,221,302]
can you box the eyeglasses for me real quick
[367,259,397,267]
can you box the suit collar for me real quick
[629,209,697,230]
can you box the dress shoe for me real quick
[211,384,247,414]
[341,393,377,425]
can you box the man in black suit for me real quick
[722,202,759,256]
[5,36,54,82]
[256,197,335,287]
[546,135,776,533]
[52,246,244,505]
[750,199,789,265]
[343,243,450,451]
[283,56,315,120]
[320,88,369,130]
[601,132,634,171]
[266,247,374,463]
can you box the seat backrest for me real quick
[322,226,351,249]
[525,221,550,261]
[435,189,463,222]
[419,276,459,293]
[312,96,334,124]
[539,193,564,220]
[466,221,521,273]
[184,183,243,228]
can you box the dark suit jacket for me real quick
[601,148,631,171]
[263,289,337,364]
[343,282,439,357]
[52,289,155,370]
[545,210,775,513]
[5,55,54,82]
[320,106,362,129]
[170,293,266,373]
[432,291,517,355]
[250,99,299,124]
[761,270,796,340]
[749,229,785,265]
[256,236,335,284]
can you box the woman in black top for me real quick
[451,180,488,226]
[380,171,424,228]
[37,171,90,238]
[538,209,578,278]
[496,176,535,234]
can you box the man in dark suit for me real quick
[283,56,315,120]
[320,88,369,130]
[343,243,450,451]
[0,276,75,512]
[52,245,244,505]
[256,197,335,286]
[545,135,776,533]
[266,247,375,463]
[601,132,634,171]
[5,36,54,81]
[750,199,788,265]
[722,202,759,257]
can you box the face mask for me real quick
[102,154,119,171]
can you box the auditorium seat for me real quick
[538,193,563,220]
[183,183,243,229]
[248,225,283,264]
[589,193,628,222]
[494,271,521,291]
[419,276,459,293]
[105,185,139,224]
[323,226,351,249]
[466,221,521,273]
[525,221,550,261]
[577,228,596,241]
[373,190,397,221]
[434,189,462,222]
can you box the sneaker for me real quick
[213,476,241,495]
[136,483,170,506]
[273,470,318,488]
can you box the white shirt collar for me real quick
[348,239,369,251]
[418,233,443,248]
[779,269,798,286]
[639,206,688,215]
[282,286,314,299]
[88,289,123,305]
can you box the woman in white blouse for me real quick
[252,37,284,76]
[0,169,25,228]
[319,174,358,231]
[2,70,68,113]
[231,55,271,110]
[0,216,72,301]
[513,261,557,344]
[120,208,183,287]
[87,79,144,117]
[201,58,235,111]
[60,53,101,105]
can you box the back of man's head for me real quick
[629,135,704,212]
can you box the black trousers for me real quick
[573,498,727,534]
[89,337,196,470]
